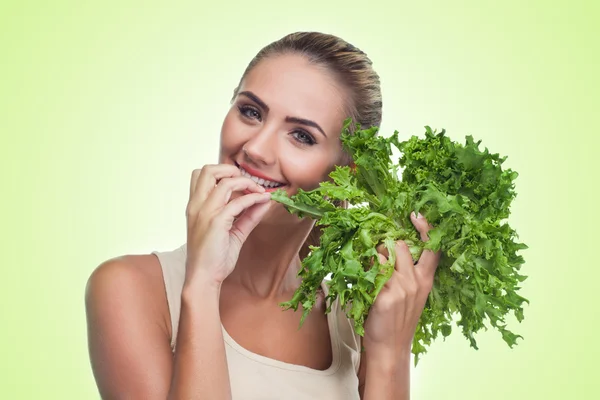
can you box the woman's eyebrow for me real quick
[238,90,327,138]
[239,91,270,112]
[285,117,327,138]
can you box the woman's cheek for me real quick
[285,160,332,192]
[220,122,250,161]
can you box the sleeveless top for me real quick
[152,244,362,400]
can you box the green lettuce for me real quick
[271,119,529,365]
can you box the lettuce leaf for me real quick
[271,119,529,365]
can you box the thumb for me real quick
[231,201,272,242]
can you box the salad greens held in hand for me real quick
[271,118,529,365]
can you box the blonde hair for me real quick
[232,32,383,257]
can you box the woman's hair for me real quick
[231,31,383,258]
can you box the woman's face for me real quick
[219,54,349,223]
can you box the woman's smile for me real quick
[235,161,287,192]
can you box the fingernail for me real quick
[417,212,424,219]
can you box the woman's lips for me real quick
[236,162,285,186]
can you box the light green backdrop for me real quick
[1,0,598,399]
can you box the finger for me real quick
[410,212,442,280]
[216,192,272,230]
[368,251,387,270]
[376,243,389,259]
[203,176,265,212]
[195,164,242,204]
[410,211,434,242]
[189,168,202,200]
[377,252,387,265]
[394,240,416,276]
[416,248,442,280]
[187,169,203,218]
[231,200,272,242]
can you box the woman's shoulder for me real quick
[85,252,172,336]
[86,252,165,294]
[86,244,186,299]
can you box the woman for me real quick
[85,31,441,400]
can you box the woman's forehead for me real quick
[238,54,347,133]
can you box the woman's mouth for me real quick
[235,162,286,192]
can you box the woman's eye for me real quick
[239,105,261,121]
[291,130,316,145]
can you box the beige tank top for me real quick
[152,244,362,400]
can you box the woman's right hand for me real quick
[184,164,272,287]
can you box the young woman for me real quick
[85,31,441,400]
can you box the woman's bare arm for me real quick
[85,256,232,399]
[85,257,174,399]
[168,274,231,399]
[360,348,411,400]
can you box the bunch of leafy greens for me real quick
[271,119,528,364]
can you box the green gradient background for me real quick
[1,0,598,399]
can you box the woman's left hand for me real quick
[363,211,442,358]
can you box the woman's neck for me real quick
[226,217,315,299]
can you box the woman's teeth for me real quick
[239,167,284,188]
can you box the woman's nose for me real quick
[242,127,277,166]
